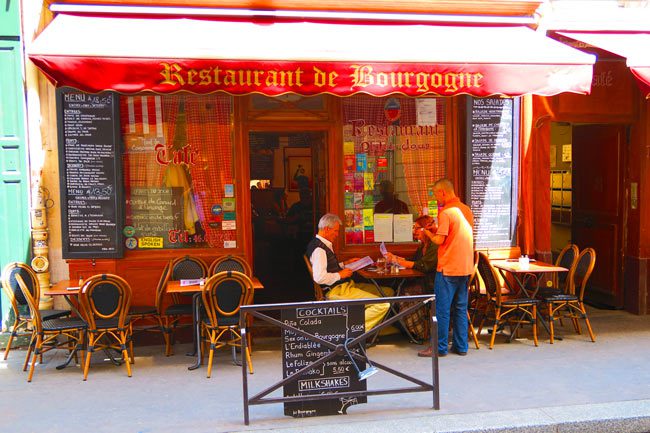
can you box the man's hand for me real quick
[339,268,353,279]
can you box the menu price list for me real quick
[59,89,122,257]
[281,305,366,417]
[468,97,516,248]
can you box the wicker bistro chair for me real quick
[200,271,254,378]
[466,251,481,350]
[1,262,70,360]
[539,248,597,344]
[15,275,86,382]
[209,255,252,277]
[303,254,326,301]
[155,260,190,356]
[162,256,208,355]
[126,261,172,361]
[78,274,133,380]
[209,255,254,350]
[476,253,540,349]
[536,244,580,299]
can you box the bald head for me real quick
[433,178,454,194]
[433,178,456,205]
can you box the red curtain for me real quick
[518,95,552,262]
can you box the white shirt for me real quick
[310,235,344,287]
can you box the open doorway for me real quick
[549,122,626,309]
[249,131,327,304]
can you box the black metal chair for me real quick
[540,248,597,343]
[78,274,133,380]
[15,274,86,382]
[476,253,539,349]
[209,255,252,277]
[1,262,70,360]
[200,271,254,378]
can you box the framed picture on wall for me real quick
[285,148,313,192]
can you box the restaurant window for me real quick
[120,94,235,250]
[341,95,446,245]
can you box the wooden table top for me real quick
[46,276,264,296]
[357,267,425,280]
[167,276,264,293]
[45,280,81,296]
[491,260,568,274]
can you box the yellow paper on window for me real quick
[364,173,374,191]
[343,141,355,155]
[363,208,374,227]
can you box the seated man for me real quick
[307,213,393,330]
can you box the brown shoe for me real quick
[418,346,445,357]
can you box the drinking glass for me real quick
[376,257,386,274]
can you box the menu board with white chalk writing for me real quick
[57,88,123,258]
[466,97,519,249]
[281,305,366,417]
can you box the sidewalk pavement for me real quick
[1,306,650,433]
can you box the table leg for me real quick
[369,278,420,344]
[188,293,202,371]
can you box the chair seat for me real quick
[202,316,239,327]
[129,305,157,316]
[35,309,71,321]
[536,287,564,299]
[500,296,540,306]
[544,293,579,302]
[164,304,193,316]
[42,317,87,332]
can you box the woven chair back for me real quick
[171,255,208,280]
[477,252,503,306]
[79,274,132,330]
[209,255,252,277]
[303,254,325,301]
[14,274,43,333]
[1,262,39,309]
[555,244,579,291]
[202,271,252,327]
[155,260,172,314]
[572,248,596,300]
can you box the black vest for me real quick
[305,237,351,287]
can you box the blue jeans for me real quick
[434,272,469,354]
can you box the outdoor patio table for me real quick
[357,267,427,343]
[491,260,568,342]
[166,276,264,371]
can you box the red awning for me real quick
[29,14,595,97]
[557,31,650,98]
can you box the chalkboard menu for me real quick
[281,305,367,417]
[466,97,520,249]
[125,187,183,249]
[57,88,123,258]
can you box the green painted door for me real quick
[0,0,30,329]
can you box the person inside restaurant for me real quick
[374,180,409,214]
[307,213,393,330]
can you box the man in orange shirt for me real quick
[419,179,474,357]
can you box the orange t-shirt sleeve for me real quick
[437,212,450,237]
